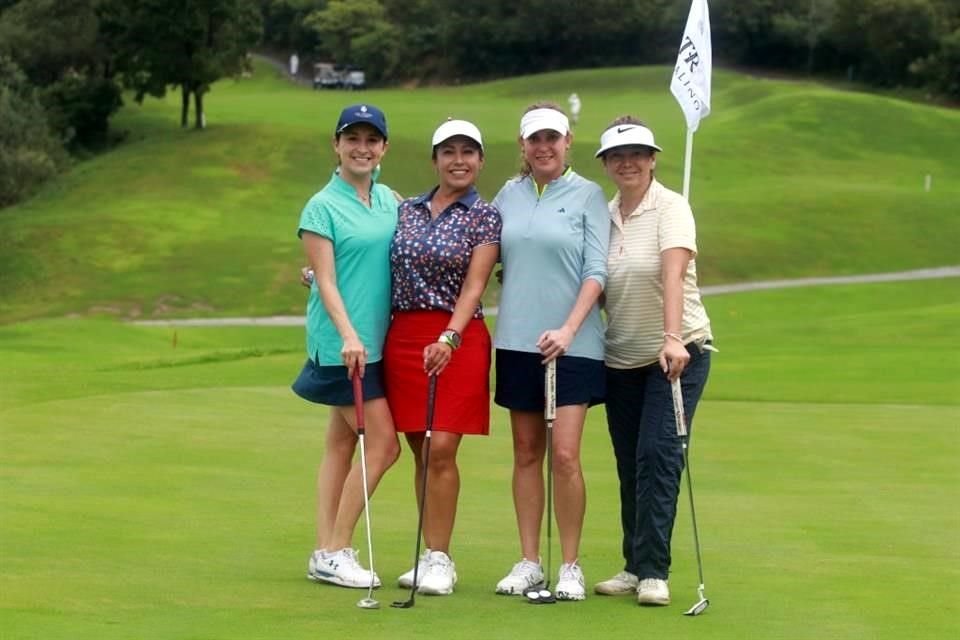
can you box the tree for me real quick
[379,0,448,79]
[910,26,960,98]
[41,72,123,150]
[829,0,939,85]
[907,0,960,98]
[768,0,836,71]
[258,0,325,58]
[304,0,399,82]
[104,0,262,129]
[0,0,106,85]
[0,0,121,150]
[0,56,67,207]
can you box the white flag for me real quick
[670,0,712,132]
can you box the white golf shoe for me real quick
[637,578,671,605]
[397,548,430,589]
[307,549,328,582]
[307,548,381,589]
[555,562,586,601]
[417,550,458,595]
[495,558,544,595]
[594,570,640,595]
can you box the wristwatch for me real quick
[438,329,462,350]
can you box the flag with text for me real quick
[670,0,712,132]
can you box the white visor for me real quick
[595,124,662,157]
[520,108,570,139]
[432,119,483,149]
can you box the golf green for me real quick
[2,279,957,638]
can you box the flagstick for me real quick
[681,128,694,200]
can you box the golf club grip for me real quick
[545,360,556,421]
[671,378,688,437]
[425,374,437,431]
[352,374,365,433]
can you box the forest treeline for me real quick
[2,0,957,206]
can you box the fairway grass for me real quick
[2,280,958,639]
[1,62,958,323]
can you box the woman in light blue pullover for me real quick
[491,102,610,601]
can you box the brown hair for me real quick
[599,115,656,175]
[603,114,647,131]
[518,102,569,177]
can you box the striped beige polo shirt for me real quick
[605,179,713,369]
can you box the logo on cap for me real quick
[360,105,368,113]
[616,126,636,134]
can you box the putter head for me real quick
[683,597,709,616]
[390,598,414,609]
[524,586,556,604]
[357,597,380,610]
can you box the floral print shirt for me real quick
[390,186,502,318]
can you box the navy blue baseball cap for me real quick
[335,104,388,139]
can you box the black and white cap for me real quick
[595,124,662,157]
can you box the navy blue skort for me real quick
[291,359,386,407]
[494,349,605,411]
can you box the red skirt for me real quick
[384,310,491,435]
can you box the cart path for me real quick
[130,266,960,327]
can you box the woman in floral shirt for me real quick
[385,119,502,596]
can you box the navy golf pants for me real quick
[605,342,711,580]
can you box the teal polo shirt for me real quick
[298,170,398,365]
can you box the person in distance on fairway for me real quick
[568,93,581,125]
[492,103,610,601]
[592,117,715,606]
[385,119,501,596]
[292,103,401,590]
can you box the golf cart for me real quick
[312,62,340,89]
[342,69,366,90]
[312,63,366,90]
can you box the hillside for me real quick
[1,62,957,323]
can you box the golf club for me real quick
[525,359,557,605]
[392,374,438,609]
[671,377,710,616]
[353,373,380,610]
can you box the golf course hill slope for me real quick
[1,62,957,323]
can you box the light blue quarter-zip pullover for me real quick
[492,169,610,360]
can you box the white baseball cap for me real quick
[595,123,662,157]
[432,119,483,149]
[520,108,570,139]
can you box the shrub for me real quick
[40,72,123,151]
[0,56,66,208]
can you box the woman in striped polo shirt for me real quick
[592,117,716,607]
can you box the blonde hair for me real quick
[518,102,569,177]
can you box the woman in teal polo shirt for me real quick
[292,104,401,589]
